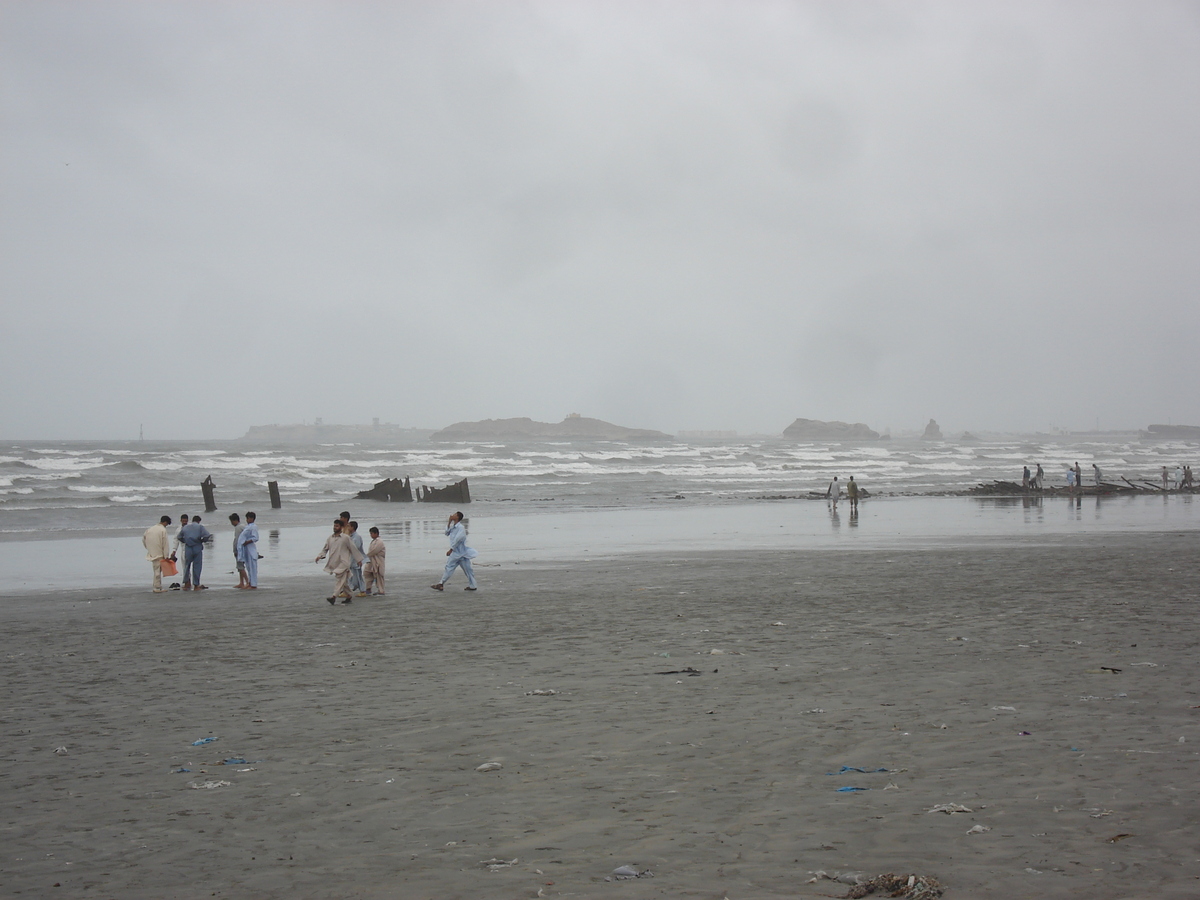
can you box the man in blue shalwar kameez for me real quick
[236,512,260,589]
[430,511,477,591]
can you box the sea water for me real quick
[1,435,1195,539]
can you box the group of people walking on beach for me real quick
[312,509,477,604]
[141,512,259,592]
[141,508,477,601]
[314,512,386,603]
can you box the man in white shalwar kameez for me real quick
[431,512,477,591]
[236,512,260,589]
[316,519,364,604]
[363,526,386,595]
[827,476,841,510]
[143,515,173,592]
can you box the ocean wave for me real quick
[105,460,148,472]
[22,457,106,471]
[67,485,146,493]
[110,495,148,502]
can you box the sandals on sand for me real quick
[430,583,444,591]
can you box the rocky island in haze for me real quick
[429,414,672,442]
[781,418,881,441]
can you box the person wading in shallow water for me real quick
[431,511,478,592]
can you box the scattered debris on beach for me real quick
[187,780,231,790]
[524,689,557,695]
[606,864,653,881]
[479,857,517,871]
[475,761,503,772]
[844,872,944,899]
[926,803,973,814]
[966,824,991,834]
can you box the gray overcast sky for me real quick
[2,1,1198,439]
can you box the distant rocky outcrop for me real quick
[429,415,672,442]
[921,419,943,441]
[782,418,881,441]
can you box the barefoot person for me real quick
[177,515,214,591]
[347,521,367,597]
[363,526,386,595]
[316,518,363,604]
[143,515,173,593]
[236,512,260,589]
[229,513,249,589]
[431,511,477,592]
[827,476,841,510]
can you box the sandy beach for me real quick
[2,531,1198,899]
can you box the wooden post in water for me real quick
[268,481,282,509]
[201,476,217,512]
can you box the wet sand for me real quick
[2,532,1198,898]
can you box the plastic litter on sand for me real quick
[926,803,973,814]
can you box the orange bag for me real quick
[160,558,178,577]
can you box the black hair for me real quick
[160,515,172,524]
[229,513,240,522]
[349,521,358,530]
[369,526,379,535]
[245,512,256,521]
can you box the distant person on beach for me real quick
[177,515,214,591]
[1093,463,1103,486]
[827,476,841,510]
[1163,466,1170,490]
[236,512,260,589]
[229,513,249,589]
[1174,465,1183,490]
[1035,464,1044,490]
[431,512,477,592]
[172,513,189,587]
[1074,462,1083,489]
[143,515,172,593]
[364,526,386,595]
[1067,466,1076,488]
[847,475,859,512]
[316,518,363,604]
[1022,466,1030,489]
[347,521,367,597]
